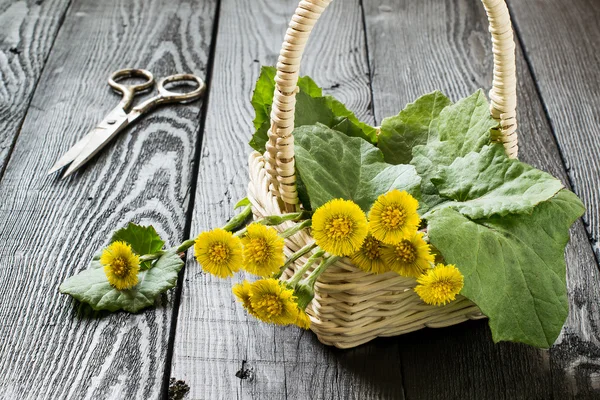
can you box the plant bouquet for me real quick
[61,0,584,349]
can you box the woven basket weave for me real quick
[247,0,519,348]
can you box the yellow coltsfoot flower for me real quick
[194,228,243,278]
[381,232,434,277]
[249,278,299,325]
[368,190,420,244]
[350,234,389,274]
[241,224,285,277]
[294,309,312,330]
[232,280,257,316]
[101,241,141,290]
[415,264,464,306]
[312,199,368,257]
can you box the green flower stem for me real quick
[272,242,317,279]
[222,204,253,232]
[176,239,196,253]
[288,250,325,287]
[140,251,165,262]
[305,255,341,288]
[139,250,166,270]
[174,204,253,255]
[234,211,309,237]
[280,219,312,239]
[284,242,317,270]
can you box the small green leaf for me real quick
[59,249,184,313]
[294,124,420,211]
[428,144,564,219]
[249,67,376,152]
[410,90,499,211]
[234,197,250,209]
[427,189,584,348]
[379,91,452,164]
[111,223,165,269]
[111,223,164,255]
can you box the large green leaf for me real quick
[325,96,378,144]
[428,144,564,219]
[379,91,452,165]
[59,249,184,313]
[427,189,584,348]
[410,90,500,211]
[111,223,165,269]
[249,66,376,152]
[294,124,420,211]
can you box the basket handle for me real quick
[264,0,518,210]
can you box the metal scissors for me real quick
[48,68,206,178]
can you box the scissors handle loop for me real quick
[108,69,154,110]
[156,74,206,104]
[131,74,206,115]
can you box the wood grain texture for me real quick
[0,0,72,177]
[506,0,600,397]
[506,0,600,258]
[0,0,216,398]
[169,0,406,399]
[363,0,600,398]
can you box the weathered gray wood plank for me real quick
[0,0,216,398]
[506,0,600,397]
[364,0,600,398]
[0,0,72,177]
[170,0,406,398]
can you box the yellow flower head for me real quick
[415,264,464,306]
[381,232,434,277]
[312,199,368,257]
[232,280,257,316]
[294,309,311,330]
[249,278,299,325]
[350,234,389,274]
[241,224,285,277]
[368,190,420,244]
[194,228,243,278]
[101,241,140,290]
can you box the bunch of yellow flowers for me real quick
[311,190,464,307]
[99,190,464,329]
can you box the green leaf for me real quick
[234,197,250,209]
[111,223,165,269]
[427,189,584,348]
[59,249,184,313]
[325,96,378,144]
[410,90,500,211]
[379,91,452,165]
[249,67,376,152]
[294,124,421,211]
[428,144,564,219]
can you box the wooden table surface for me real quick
[1,0,599,398]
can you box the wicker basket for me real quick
[247,0,519,348]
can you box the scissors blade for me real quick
[47,131,96,175]
[61,107,129,178]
